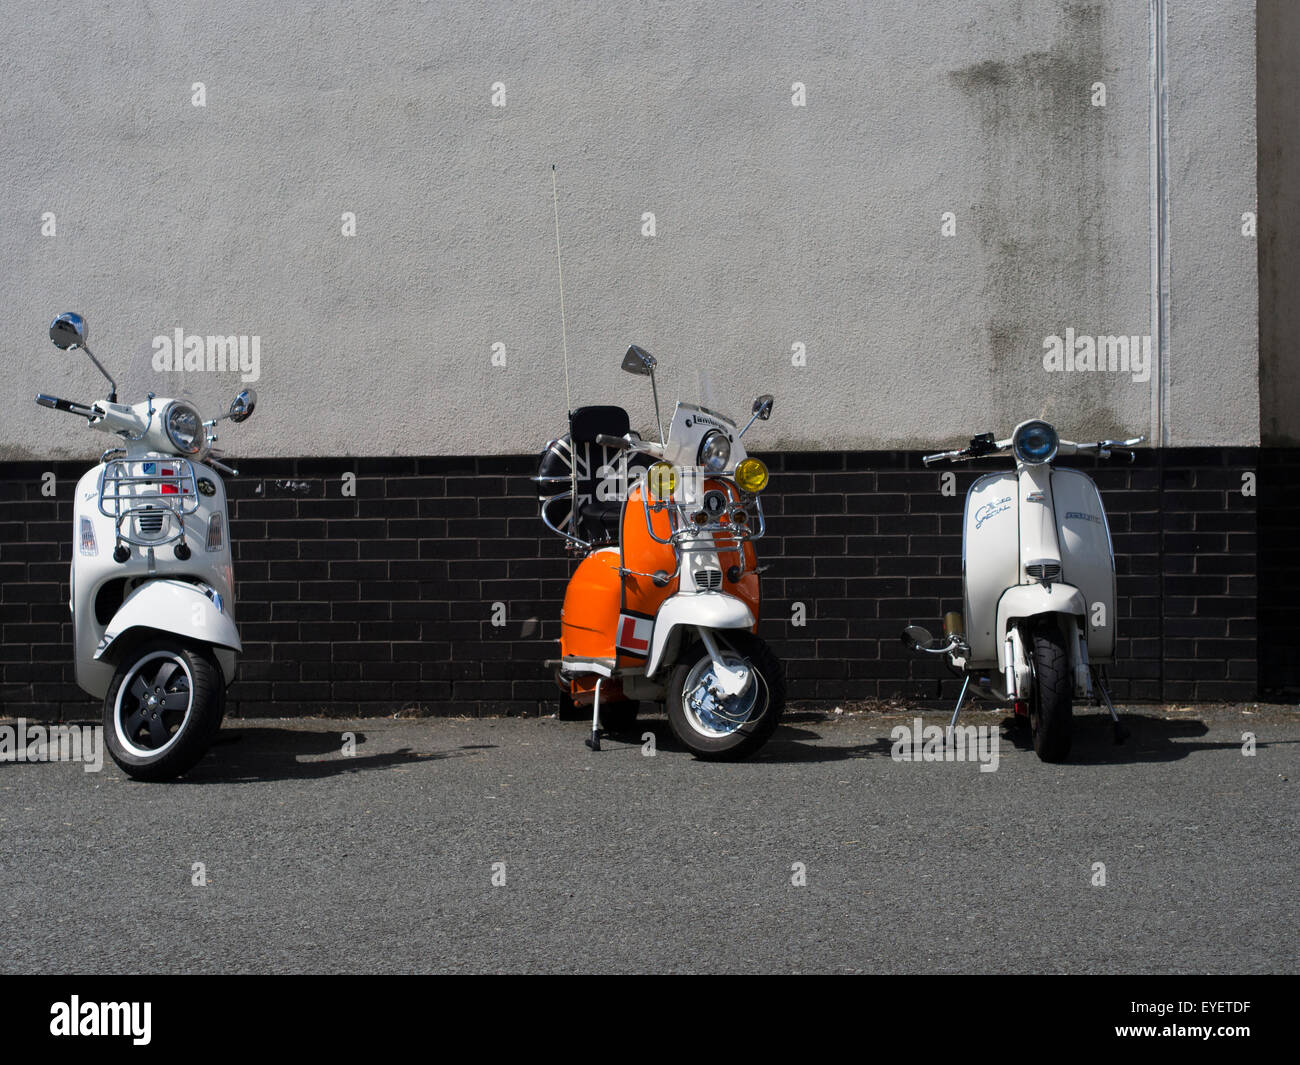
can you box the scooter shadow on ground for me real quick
[998,712,1274,765]
[596,714,892,763]
[173,727,488,784]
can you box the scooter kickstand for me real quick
[584,678,603,751]
[1093,668,1129,744]
[946,674,970,743]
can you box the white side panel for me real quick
[1051,467,1118,661]
[962,472,1020,665]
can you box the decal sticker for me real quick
[615,613,653,657]
[975,496,1012,530]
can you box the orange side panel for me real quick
[560,549,622,661]
[620,485,678,610]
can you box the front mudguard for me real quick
[645,592,756,678]
[995,583,1087,698]
[94,579,241,691]
[995,583,1087,643]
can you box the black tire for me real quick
[598,700,639,733]
[556,686,585,721]
[103,639,223,781]
[1028,620,1073,762]
[666,632,785,761]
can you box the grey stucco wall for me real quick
[0,0,1258,459]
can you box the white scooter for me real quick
[902,420,1144,762]
[36,312,256,780]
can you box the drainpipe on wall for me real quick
[1149,0,1171,447]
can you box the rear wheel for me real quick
[1028,620,1072,762]
[666,632,785,761]
[103,639,223,781]
[598,701,639,733]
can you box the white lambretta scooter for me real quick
[902,420,1144,762]
[36,312,256,781]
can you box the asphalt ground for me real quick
[0,703,1295,974]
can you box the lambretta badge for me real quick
[1065,510,1102,524]
[684,414,728,432]
[50,996,151,1045]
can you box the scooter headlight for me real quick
[163,401,204,455]
[698,430,731,473]
[1012,420,1059,465]
[734,457,769,494]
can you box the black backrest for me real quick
[569,405,630,443]
[536,406,645,546]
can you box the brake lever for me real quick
[208,456,239,476]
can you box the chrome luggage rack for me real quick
[98,456,200,547]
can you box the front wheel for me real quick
[1028,620,1072,762]
[103,639,223,781]
[666,632,785,761]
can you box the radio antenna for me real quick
[551,164,573,417]
[551,164,579,533]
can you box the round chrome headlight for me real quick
[163,401,204,455]
[1013,420,1058,465]
[698,430,731,473]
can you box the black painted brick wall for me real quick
[1259,448,1300,695]
[0,447,1269,721]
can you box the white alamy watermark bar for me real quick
[1042,328,1151,382]
[151,329,261,383]
[0,719,104,772]
[890,717,1000,773]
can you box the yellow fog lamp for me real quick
[734,457,769,494]
[647,462,676,500]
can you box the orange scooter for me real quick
[534,345,784,759]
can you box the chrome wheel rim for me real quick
[680,652,766,738]
[113,651,194,758]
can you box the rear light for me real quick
[78,516,98,556]
[205,513,225,552]
[731,508,747,524]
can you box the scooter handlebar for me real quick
[35,393,96,418]
[1066,434,1147,461]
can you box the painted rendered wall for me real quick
[0,1,1258,458]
